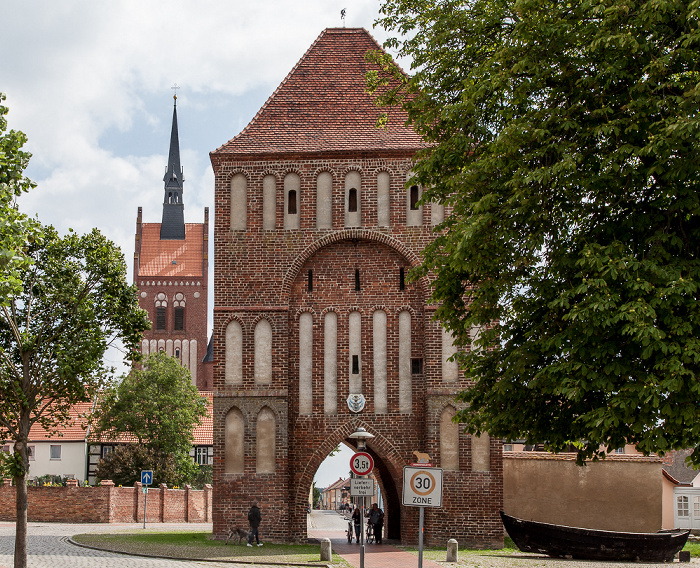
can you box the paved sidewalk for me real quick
[0,522,237,568]
[308,510,444,568]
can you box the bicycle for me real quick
[366,522,374,544]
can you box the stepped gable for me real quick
[212,28,426,156]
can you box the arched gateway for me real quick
[210,28,503,546]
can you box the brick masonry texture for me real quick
[0,480,212,523]
[210,28,503,547]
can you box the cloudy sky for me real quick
[2,0,399,488]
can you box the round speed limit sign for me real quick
[350,451,374,476]
[402,466,443,507]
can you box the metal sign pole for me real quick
[360,497,365,568]
[418,506,424,568]
[143,486,148,529]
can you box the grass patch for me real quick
[683,539,700,558]
[72,531,351,566]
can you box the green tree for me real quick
[0,225,149,568]
[370,0,700,463]
[0,93,40,306]
[91,352,207,487]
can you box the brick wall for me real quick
[211,154,503,547]
[0,479,212,523]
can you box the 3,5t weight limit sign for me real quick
[350,452,374,476]
[402,466,443,507]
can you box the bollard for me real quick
[679,550,690,563]
[446,539,458,562]
[321,538,332,561]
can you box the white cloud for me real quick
[2,0,397,371]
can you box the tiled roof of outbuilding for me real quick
[212,28,427,156]
[138,223,204,278]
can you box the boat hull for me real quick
[501,511,689,562]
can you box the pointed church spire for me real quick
[161,91,186,240]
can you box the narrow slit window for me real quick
[348,188,358,212]
[410,185,420,210]
[399,267,405,290]
[352,355,360,374]
[174,307,184,330]
[156,307,166,330]
[308,269,313,293]
[355,268,360,291]
[411,358,423,375]
[288,190,297,214]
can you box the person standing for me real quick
[351,506,362,543]
[368,503,384,544]
[247,501,263,547]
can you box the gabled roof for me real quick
[1,401,94,443]
[323,477,350,492]
[662,449,699,485]
[212,28,427,157]
[138,223,204,278]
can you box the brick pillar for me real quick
[100,480,115,523]
[205,484,212,522]
[2,479,12,487]
[160,483,167,522]
[134,482,143,523]
[66,479,78,487]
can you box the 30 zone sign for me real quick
[402,466,443,507]
[350,452,374,476]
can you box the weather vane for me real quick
[341,8,346,27]
[171,83,180,103]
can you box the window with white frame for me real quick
[678,495,689,517]
[102,445,115,459]
[28,445,35,461]
[50,445,61,460]
[195,446,212,465]
[694,496,700,518]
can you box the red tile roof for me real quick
[138,223,204,278]
[24,401,94,442]
[212,28,427,156]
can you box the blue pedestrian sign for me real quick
[141,470,153,486]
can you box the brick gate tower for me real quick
[134,95,211,390]
[210,28,502,546]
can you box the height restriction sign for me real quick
[402,466,443,507]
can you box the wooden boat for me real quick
[500,511,690,562]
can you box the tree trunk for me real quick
[13,442,28,568]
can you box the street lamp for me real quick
[349,427,374,451]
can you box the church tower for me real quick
[133,94,211,389]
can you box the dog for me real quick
[225,526,250,545]
[413,450,431,463]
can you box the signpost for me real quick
[403,466,443,568]
[350,452,374,568]
[141,470,153,528]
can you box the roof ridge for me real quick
[213,29,331,154]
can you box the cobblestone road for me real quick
[0,522,253,568]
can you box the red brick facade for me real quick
[133,205,211,389]
[210,28,502,546]
[0,479,212,523]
